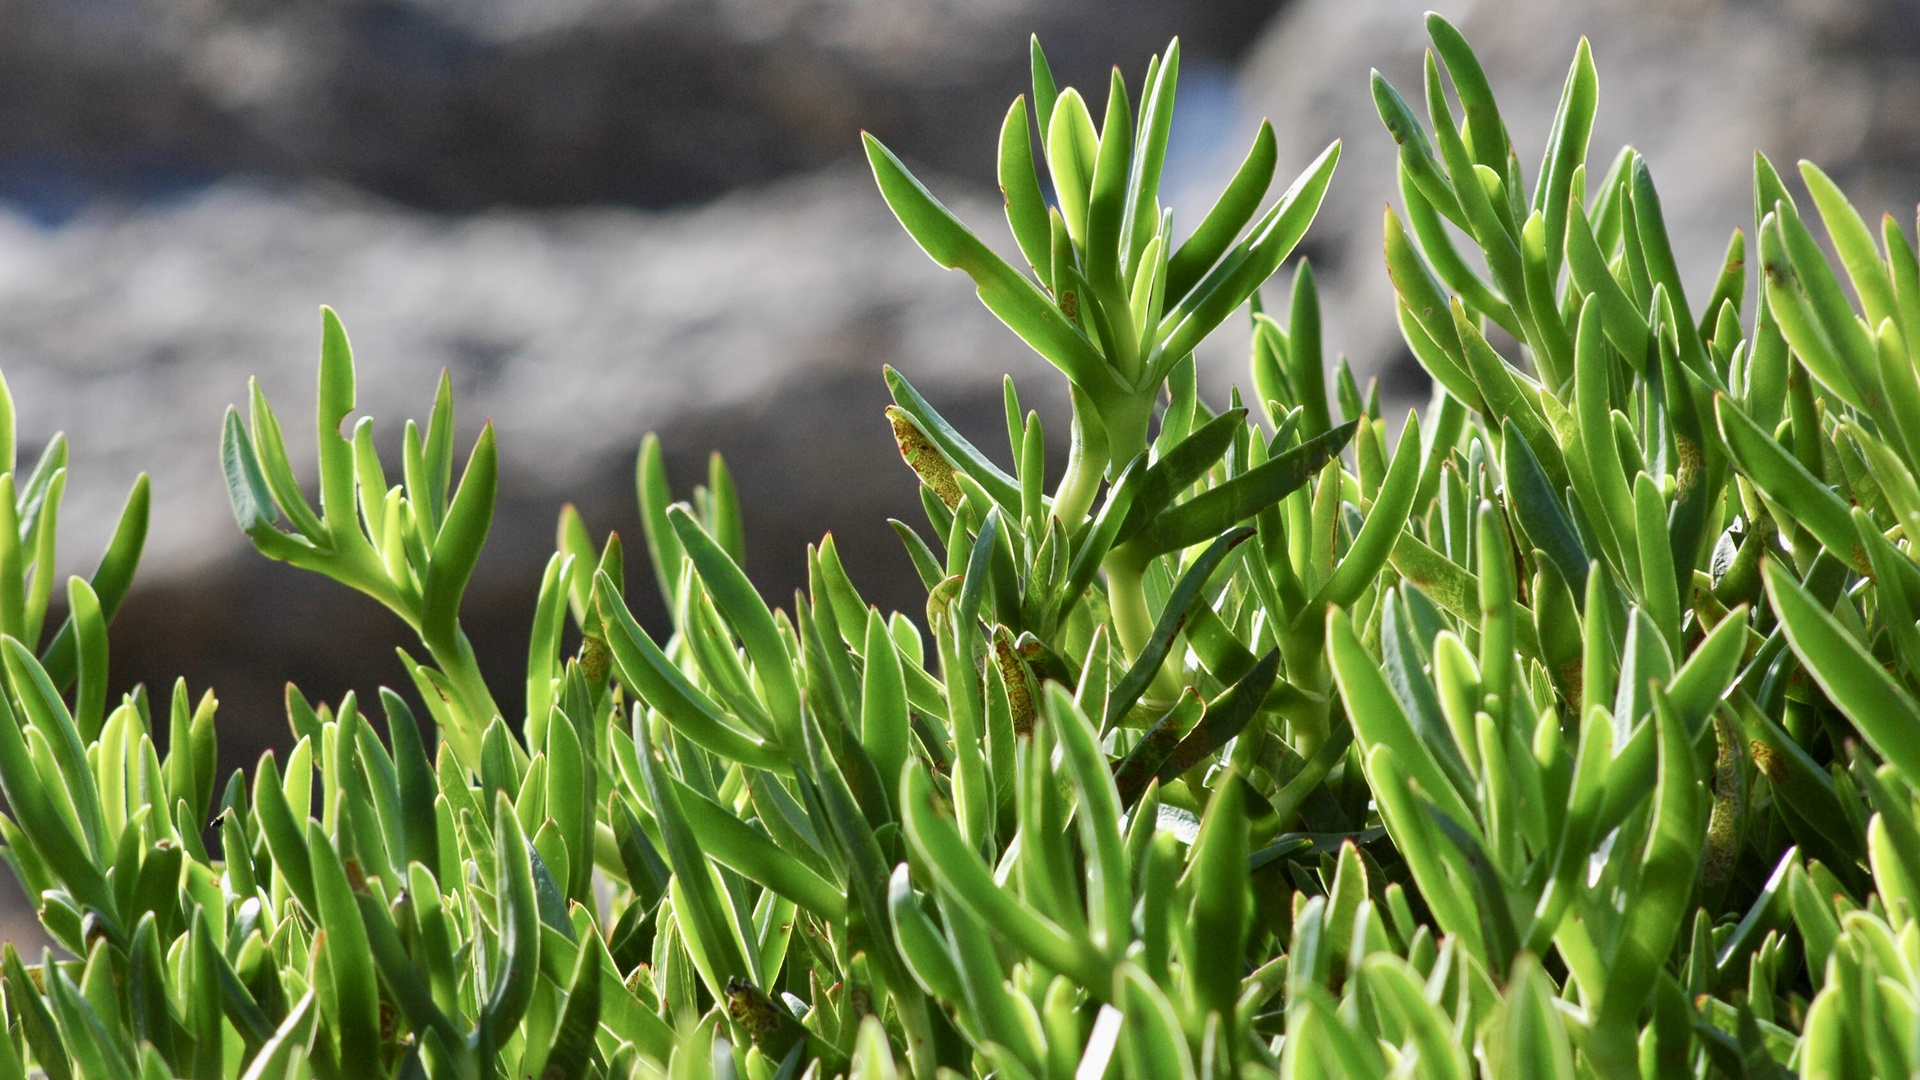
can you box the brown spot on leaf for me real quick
[886,407,961,509]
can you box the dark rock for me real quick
[0,0,1281,216]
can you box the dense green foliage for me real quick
[0,14,1911,1078]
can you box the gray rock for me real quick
[4,164,1083,790]
[7,168,1033,573]
[0,0,1279,213]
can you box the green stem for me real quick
[1279,631,1330,759]
[1054,413,1105,530]
[1264,720,1344,828]
[1099,393,1155,481]
[425,627,500,770]
[1104,552,1152,663]
[1103,548,1181,704]
[895,986,937,1080]
[291,544,497,770]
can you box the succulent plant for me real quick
[0,14,1910,1079]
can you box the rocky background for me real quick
[2,0,1918,938]
[8,0,1284,769]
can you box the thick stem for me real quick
[1054,447,1102,532]
[1278,631,1330,759]
[896,988,937,1080]
[1099,394,1155,480]
[1053,399,1107,530]
[426,627,500,771]
[1104,552,1153,662]
[1103,547,1181,705]
[308,543,496,771]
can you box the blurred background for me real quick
[4,0,1919,934]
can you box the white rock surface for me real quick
[3,166,1062,582]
